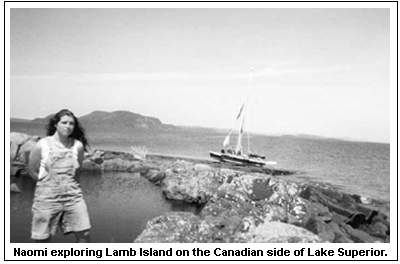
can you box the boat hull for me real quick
[209,151,223,161]
[209,151,266,167]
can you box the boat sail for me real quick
[209,69,276,167]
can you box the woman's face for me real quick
[55,115,75,137]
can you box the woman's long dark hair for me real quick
[46,109,89,151]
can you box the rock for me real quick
[10,132,40,176]
[365,210,379,224]
[217,182,252,204]
[10,183,21,193]
[102,150,138,161]
[339,222,383,243]
[134,207,322,243]
[194,164,212,171]
[327,221,354,243]
[93,158,103,164]
[370,212,390,235]
[261,204,289,223]
[368,222,390,239]
[201,195,263,231]
[345,212,366,228]
[10,132,40,162]
[134,212,202,243]
[219,168,240,177]
[360,196,373,204]
[142,169,166,184]
[102,158,131,171]
[303,216,335,242]
[248,177,273,201]
[288,197,310,223]
[161,164,220,204]
[201,209,244,242]
[88,150,105,164]
[170,160,193,173]
[240,221,323,243]
[308,202,333,222]
[81,160,102,170]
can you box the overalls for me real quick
[31,137,90,240]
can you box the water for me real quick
[250,136,390,202]
[10,171,202,243]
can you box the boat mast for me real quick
[246,68,254,154]
[235,68,253,155]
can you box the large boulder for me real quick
[135,212,203,243]
[161,160,221,204]
[238,221,323,243]
[10,132,40,176]
[10,132,40,164]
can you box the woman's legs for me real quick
[34,237,52,243]
[33,230,90,243]
[74,229,90,243]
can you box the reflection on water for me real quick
[10,171,202,243]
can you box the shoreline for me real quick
[96,149,300,176]
[97,149,390,205]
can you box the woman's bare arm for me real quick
[74,141,84,178]
[28,142,42,182]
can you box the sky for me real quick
[9,5,393,143]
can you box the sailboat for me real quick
[209,69,276,167]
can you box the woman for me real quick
[28,109,91,242]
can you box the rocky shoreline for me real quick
[83,149,390,243]
[10,132,390,243]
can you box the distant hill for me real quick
[80,110,178,132]
[10,118,31,123]
[11,110,217,134]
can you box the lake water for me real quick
[10,171,202,243]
